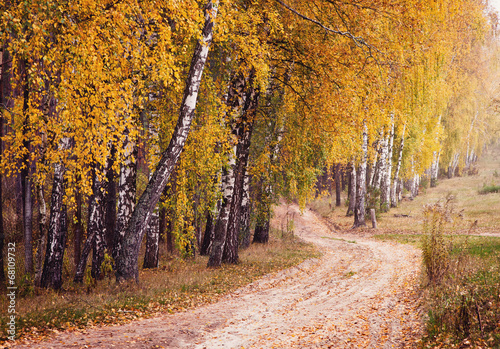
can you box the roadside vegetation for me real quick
[310,144,500,348]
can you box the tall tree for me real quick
[114,0,219,281]
[40,138,71,289]
[353,123,368,228]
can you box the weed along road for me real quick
[13,204,423,349]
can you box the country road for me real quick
[14,204,423,349]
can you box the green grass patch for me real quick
[373,233,422,247]
[479,184,500,194]
[450,236,500,258]
[320,236,356,244]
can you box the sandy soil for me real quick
[13,204,423,349]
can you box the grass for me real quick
[320,236,356,244]
[0,228,319,344]
[373,233,422,247]
[479,184,500,195]
[421,235,500,348]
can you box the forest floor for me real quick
[11,204,423,349]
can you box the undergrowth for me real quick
[421,199,500,348]
[479,184,500,195]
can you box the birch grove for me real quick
[0,0,499,287]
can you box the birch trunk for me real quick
[112,129,138,264]
[381,121,394,212]
[239,174,251,249]
[465,112,478,170]
[346,161,356,216]
[21,59,34,275]
[73,187,83,269]
[105,145,117,254]
[223,84,258,264]
[143,206,160,269]
[431,150,440,187]
[391,124,405,207]
[90,167,108,280]
[34,186,47,287]
[41,138,71,289]
[335,163,341,206]
[368,151,378,188]
[374,135,387,191]
[200,209,215,255]
[353,123,368,228]
[207,146,236,267]
[115,1,218,281]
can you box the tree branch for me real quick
[275,0,374,51]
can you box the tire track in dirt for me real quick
[13,204,423,348]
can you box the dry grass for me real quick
[380,146,500,234]
[0,228,319,343]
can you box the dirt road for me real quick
[14,205,423,348]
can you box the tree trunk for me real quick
[346,161,356,216]
[143,206,160,269]
[368,150,378,188]
[90,167,108,280]
[0,40,13,285]
[335,163,341,206]
[353,123,368,228]
[41,138,71,289]
[381,120,394,212]
[200,209,215,255]
[207,149,236,267]
[239,174,251,249]
[391,124,405,208]
[115,1,219,281]
[34,186,47,287]
[112,132,138,263]
[73,187,83,270]
[252,208,270,244]
[73,164,109,283]
[73,230,95,283]
[373,135,387,191]
[222,76,258,265]
[341,166,346,192]
[430,150,439,187]
[105,145,117,254]
[21,59,34,275]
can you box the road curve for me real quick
[14,204,423,349]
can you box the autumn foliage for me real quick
[0,0,499,288]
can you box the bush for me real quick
[421,199,455,285]
[421,199,500,347]
[478,184,500,195]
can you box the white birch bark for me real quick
[381,120,394,211]
[40,137,71,289]
[347,161,356,216]
[391,124,405,207]
[207,145,236,266]
[354,123,368,227]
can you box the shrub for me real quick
[421,200,455,285]
[478,184,500,195]
[421,199,500,347]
